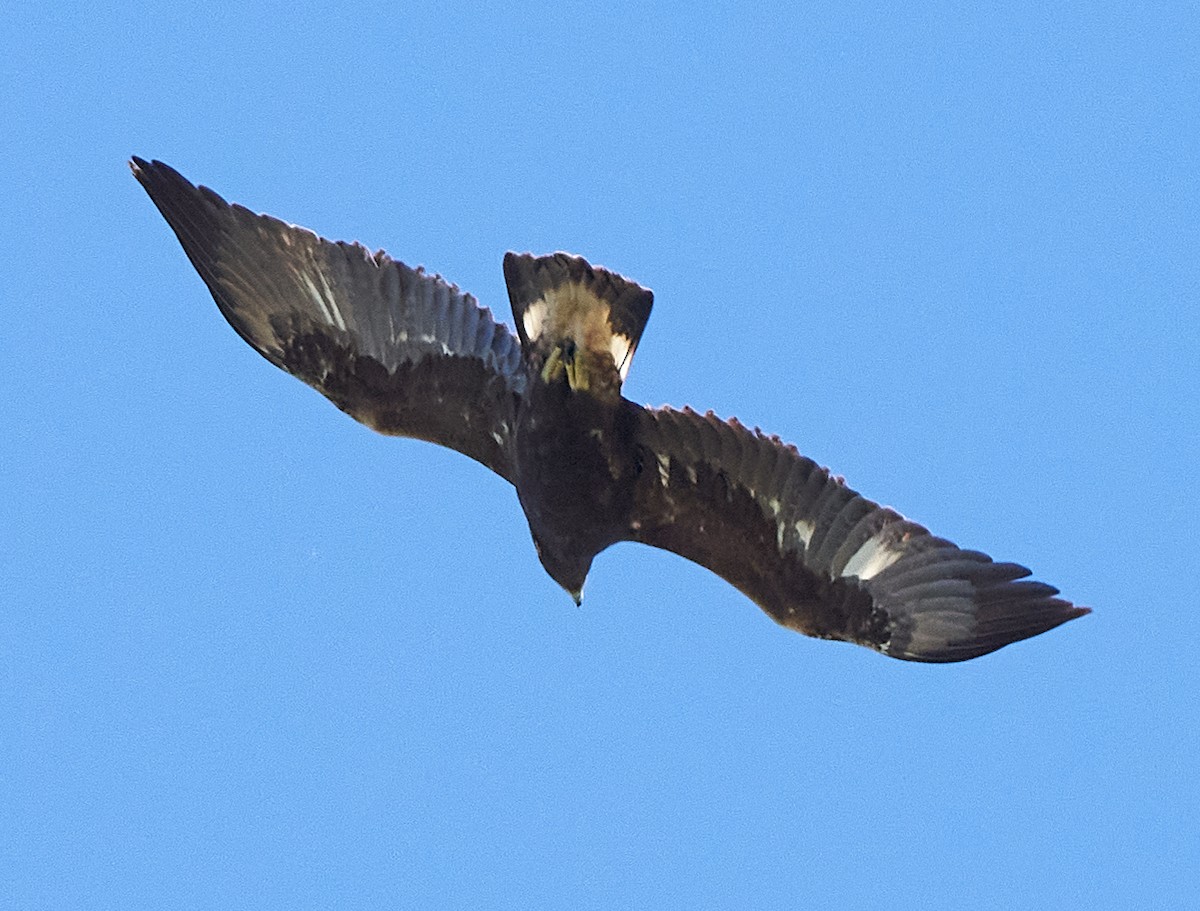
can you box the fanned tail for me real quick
[503,252,653,384]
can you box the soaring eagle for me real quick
[132,158,1088,663]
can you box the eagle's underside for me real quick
[132,156,1090,663]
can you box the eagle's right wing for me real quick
[133,158,525,481]
[625,405,1089,662]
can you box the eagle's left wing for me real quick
[132,158,524,481]
[624,405,1088,662]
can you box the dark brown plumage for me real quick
[132,157,1089,662]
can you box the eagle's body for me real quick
[133,157,1089,662]
[506,254,651,600]
[515,380,634,601]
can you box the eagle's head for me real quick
[531,532,592,606]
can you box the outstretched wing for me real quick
[626,405,1089,662]
[132,158,525,480]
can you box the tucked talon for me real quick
[541,345,565,383]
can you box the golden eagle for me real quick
[132,158,1089,662]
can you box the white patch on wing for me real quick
[840,534,905,580]
[522,299,548,342]
[656,452,670,486]
[778,518,815,554]
[300,273,329,322]
[794,519,815,547]
[320,273,347,332]
[300,271,347,332]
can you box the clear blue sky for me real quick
[4,2,1196,908]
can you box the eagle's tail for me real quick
[503,252,654,384]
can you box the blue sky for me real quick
[4,2,1197,908]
